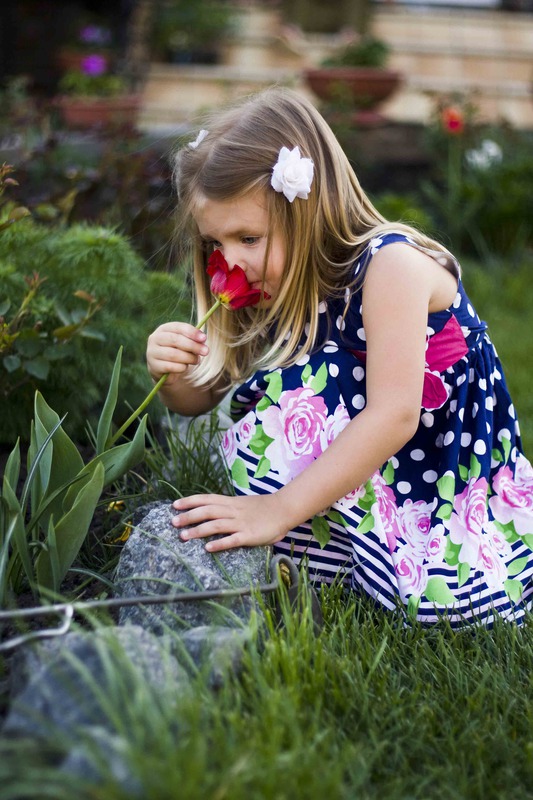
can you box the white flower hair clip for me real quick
[271,146,314,202]
[188,129,208,149]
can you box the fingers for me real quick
[146,323,209,380]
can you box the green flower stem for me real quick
[109,299,222,446]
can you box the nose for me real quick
[224,246,246,272]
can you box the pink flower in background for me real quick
[449,476,489,567]
[260,387,327,481]
[489,454,533,536]
[81,54,108,76]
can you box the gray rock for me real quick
[3,625,187,741]
[114,501,270,634]
[176,625,253,689]
[61,725,143,797]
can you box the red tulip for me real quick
[202,249,270,321]
[441,106,464,135]
[109,252,269,444]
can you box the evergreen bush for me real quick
[0,218,190,444]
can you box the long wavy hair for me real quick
[173,86,455,388]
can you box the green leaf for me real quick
[311,515,331,548]
[310,362,328,394]
[3,439,21,491]
[0,298,11,315]
[436,474,455,503]
[491,448,503,464]
[522,534,533,550]
[249,426,274,457]
[33,392,84,525]
[264,371,282,404]
[469,453,481,479]
[436,502,453,521]
[507,556,529,577]
[502,435,511,463]
[256,395,272,413]
[1,480,34,590]
[2,354,21,372]
[327,509,348,528]
[24,357,50,380]
[301,364,312,382]
[382,461,395,486]
[407,594,420,620]
[254,456,271,480]
[97,347,122,454]
[424,576,456,605]
[231,457,250,490]
[64,415,147,509]
[36,462,105,592]
[357,512,375,534]
[458,464,469,482]
[504,578,523,604]
[457,561,471,587]
[444,537,461,566]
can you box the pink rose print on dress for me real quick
[394,544,428,601]
[489,453,533,536]
[449,476,489,567]
[233,414,256,448]
[370,472,402,553]
[221,426,238,467]
[259,387,328,481]
[336,483,368,511]
[426,523,447,562]
[479,540,508,591]
[397,499,437,558]
[319,403,351,451]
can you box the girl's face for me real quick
[193,191,286,301]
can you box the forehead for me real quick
[192,191,269,234]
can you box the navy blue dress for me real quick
[221,233,533,626]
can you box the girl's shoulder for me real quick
[359,231,460,281]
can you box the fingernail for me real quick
[180,531,190,540]
[171,515,181,526]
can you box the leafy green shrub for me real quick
[0,218,190,444]
[0,349,147,602]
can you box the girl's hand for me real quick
[146,322,209,387]
[171,493,290,552]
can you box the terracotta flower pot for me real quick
[54,95,140,130]
[303,67,402,110]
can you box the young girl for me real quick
[146,87,533,626]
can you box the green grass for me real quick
[462,257,533,456]
[2,589,533,799]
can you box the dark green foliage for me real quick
[0,218,191,444]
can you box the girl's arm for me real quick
[146,321,228,416]
[172,244,458,548]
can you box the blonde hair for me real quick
[173,86,454,388]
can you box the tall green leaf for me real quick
[62,415,147,512]
[97,347,123,454]
[33,392,84,528]
[36,461,105,592]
